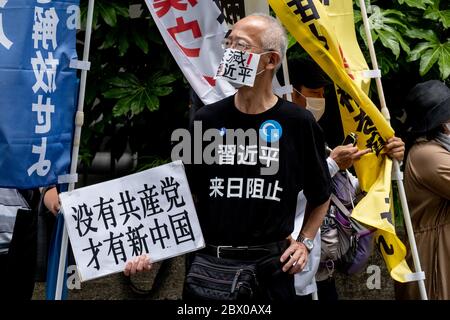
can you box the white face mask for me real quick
[294,88,326,121]
[215,48,269,88]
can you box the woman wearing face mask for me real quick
[395,80,450,300]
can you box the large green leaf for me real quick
[396,0,433,10]
[408,42,435,61]
[132,32,149,54]
[419,45,441,75]
[404,28,439,42]
[380,9,406,19]
[407,31,449,79]
[112,4,130,18]
[383,24,410,53]
[130,97,144,116]
[367,6,410,57]
[145,95,160,112]
[112,95,136,117]
[424,8,450,28]
[377,30,400,58]
[438,42,450,79]
[380,16,408,29]
[118,33,130,56]
[108,74,140,88]
[154,74,177,86]
[98,3,117,27]
[153,87,173,97]
[103,88,131,99]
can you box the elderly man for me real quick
[183,14,332,301]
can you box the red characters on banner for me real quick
[338,46,355,80]
[153,0,198,18]
[167,17,201,57]
[203,76,216,86]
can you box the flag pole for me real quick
[54,0,95,300]
[358,0,427,300]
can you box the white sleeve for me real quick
[346,170,360,191]
[327,156,340,178]
[327,156,360,190]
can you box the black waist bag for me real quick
[184,253,259,301]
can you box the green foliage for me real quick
[78,1,188,172]
[406,28,450,79]
[396,0,433,10]
[355,0,449,81]
[75,1,449,176]
[104,72,176,117]
[286,0,449,136]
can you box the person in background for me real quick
[0,188,40,299]
[395,80,450,300]
[0,186,82,299]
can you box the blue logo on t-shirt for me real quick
[259,120,282,143]
[219,127,226,136]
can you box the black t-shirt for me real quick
[188,94,331,246]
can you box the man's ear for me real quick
[266,52,281,71]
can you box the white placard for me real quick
[60,160,204,282]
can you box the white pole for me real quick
[54,0,95,300]
[358,0,427,300]
[392,159,428,300]
[358,0,390,121]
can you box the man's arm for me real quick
[300,199,331,240]
[280,198,330,274]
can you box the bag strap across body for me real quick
[330,193,352,217]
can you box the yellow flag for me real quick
[321,0,371,95]
[269,0,413,282]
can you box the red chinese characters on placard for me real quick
[153,0,198,18]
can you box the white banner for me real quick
[60,160,204,282]
[144,0,236,105]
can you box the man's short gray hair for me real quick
[248,13,287,69]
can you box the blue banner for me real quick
[0,0,80,188]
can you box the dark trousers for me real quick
[256,253,297,300]
[316,277,338,301]
[0,209,38,300]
